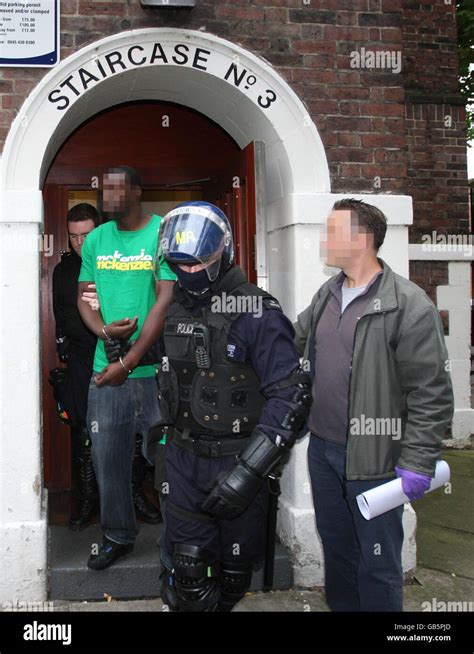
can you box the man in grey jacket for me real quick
[294,198,454,611]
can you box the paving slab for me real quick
[404,568,474,612]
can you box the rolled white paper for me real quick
[356,460,450,520]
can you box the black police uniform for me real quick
[157,264,311,611]
[52,250,99,522]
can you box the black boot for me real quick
[218,561,253,612]
[160,567,181,612]
[132,435,162,524]
[70,426,99,531]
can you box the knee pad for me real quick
[219,560,253,611]
[172,544,219,612]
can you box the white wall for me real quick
[0,214,47,602]
[409,246,474,445]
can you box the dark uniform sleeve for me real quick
[53,255,97,354]
[228,305,303,444]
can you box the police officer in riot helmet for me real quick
[154,201,312,612]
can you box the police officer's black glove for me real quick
[104,338,132,363]
[201,427,290,520]
[201,464,264,520]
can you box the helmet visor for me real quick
[154,205,231,282]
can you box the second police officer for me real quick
[152,201,312,612]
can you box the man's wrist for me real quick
[122,350,139,372]
[119,357,133,375]
[101,324,113,341]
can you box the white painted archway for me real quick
[0,28,416,601]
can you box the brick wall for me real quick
[405,102,469,241]
[0,0,469,250]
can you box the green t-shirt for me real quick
[78,213,176,378]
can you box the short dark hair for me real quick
[67,203,100,227]
[332,198,387,251]
[106,165,141,189]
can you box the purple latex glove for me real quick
[395,466,432,501]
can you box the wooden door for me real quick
[42,185,71,491]
[208,141,265,284]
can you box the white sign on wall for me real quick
[0,0,59,67]
[46,40,279,112]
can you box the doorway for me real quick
[42,100,262,515]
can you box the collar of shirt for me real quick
[328,268,383,306]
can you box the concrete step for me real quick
[48,524,293,601]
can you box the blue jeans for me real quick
[308,434,404,611]
[87,375,163,545]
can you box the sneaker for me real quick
[87,537,134,571]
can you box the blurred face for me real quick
[321,209,371,268]
[68,219,95,257]
[102,172,140,219]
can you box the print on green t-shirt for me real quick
[78,213,176,378]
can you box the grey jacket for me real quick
[294,259,454,480]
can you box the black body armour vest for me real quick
[158,266,281,439]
